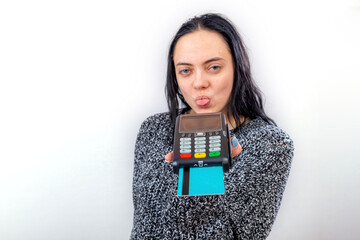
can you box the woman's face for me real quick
[173,29,234,116]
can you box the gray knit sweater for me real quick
[131,112,294,240]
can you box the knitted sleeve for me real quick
[131,113,175,240]
[131,113,173,234]
[132,118,152,211]
[224,125,294,239]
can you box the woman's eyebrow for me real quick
[175,62,192,67]
[175,57,225,67]
[203,57,225,64]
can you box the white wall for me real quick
[0,0,359,239]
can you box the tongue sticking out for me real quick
[196,98,210,107]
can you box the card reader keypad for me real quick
[179,132,221,159]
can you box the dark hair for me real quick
[165,13,276,128]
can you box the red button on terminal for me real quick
[180,153,192,159]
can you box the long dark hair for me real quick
[165,13,276,128]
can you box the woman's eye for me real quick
[209,65,221,71]
[179,69,190,75]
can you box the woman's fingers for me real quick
[231,136,242,158]
[165,137,241,162]
[165,151,174,162]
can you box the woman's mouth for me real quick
[195,96,211,108]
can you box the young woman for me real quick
[131,13,294,239]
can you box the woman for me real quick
[131,13,294,239]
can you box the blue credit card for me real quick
[177,166,225,196]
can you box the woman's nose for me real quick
[193,71,209,89]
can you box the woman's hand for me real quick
[165,136,242,162]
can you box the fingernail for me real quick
[232,137,239,147]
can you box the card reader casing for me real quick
[172,113,232,174]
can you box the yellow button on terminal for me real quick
[194,153,206,158]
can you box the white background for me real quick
[1,0,359,239]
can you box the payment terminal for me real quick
[173,113,232,196]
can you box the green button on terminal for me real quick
[209,151,221,157]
